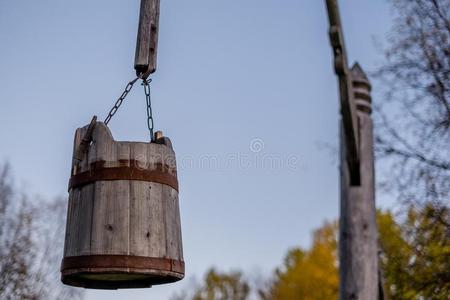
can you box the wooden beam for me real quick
[325,0,360,185]
[135,0,160,78]
[339,63,379,300]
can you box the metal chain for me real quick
[104,77,140,125]
[104,77,155,141]
[143,78,154,141]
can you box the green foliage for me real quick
[378,204,450,299]
[172,269,250,300]
[193,269,250,300]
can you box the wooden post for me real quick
[326,0,360,185]
[135,0,160,78]
[339,63,378,300]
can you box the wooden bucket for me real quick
[61,121,184,289]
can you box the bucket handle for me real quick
[73,116,97,165]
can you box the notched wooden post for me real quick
[135,0,161,78]
[340,63,379,300]
[326,1,379,299]
[325,0,360,185]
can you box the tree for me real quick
[259,222,338,300]
[0,164,35,299]
[172,269,250,300]
[375,0,450,208]
[0,163,83,300]
[374,2,450,296]
[173,223,339,300]
[262,207,449,300]
[378,204,450,299]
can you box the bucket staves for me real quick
[61,122,184,289]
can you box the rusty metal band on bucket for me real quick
[61,255,185,274]
[69,160,178,191]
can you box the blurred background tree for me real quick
[374,0,450,297]
[0,163,83,300]
[378,205,450,299]
[193,269,250,300]
[375,0,450,208]
[171,269,250,300]
[259,222,338,300]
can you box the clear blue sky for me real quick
[0,0,392,299]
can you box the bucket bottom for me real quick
[61,255,184,289]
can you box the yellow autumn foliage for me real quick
[262,221,339,300]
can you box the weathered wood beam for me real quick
[326,0,360,185]
[339,63,379,300]
[135,0,160,79]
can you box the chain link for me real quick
[104,77,140,125]
[103,77,155,141]
[143,78,154,141]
